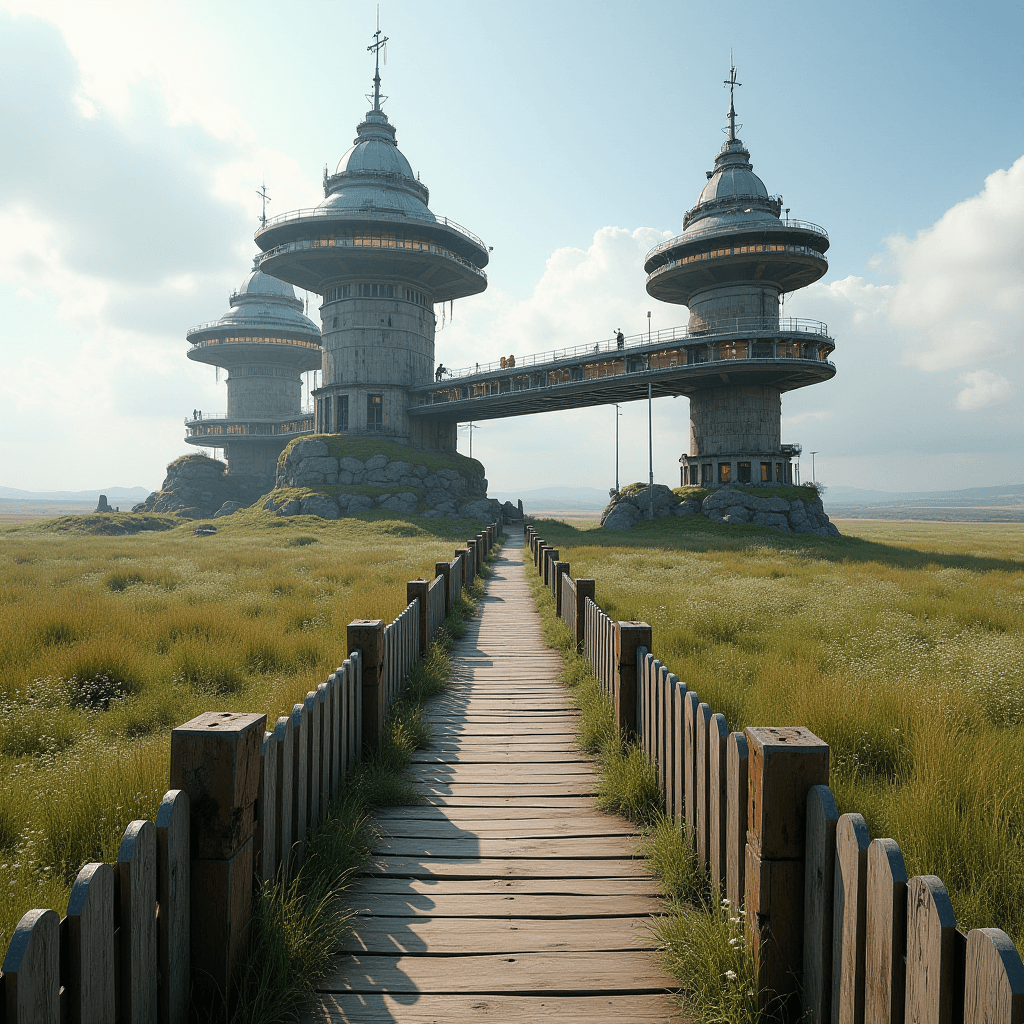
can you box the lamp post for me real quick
[810,450,818,484]
[647,310,652,345]
[648,381,654,520]
[614,404,622,492]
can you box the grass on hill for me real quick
[0,510,489,952]
[279,434,485,480]
[525,516,1024,950]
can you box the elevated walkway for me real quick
[305,529,680,1022]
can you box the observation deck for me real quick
[183,415,314,444]
[408,317,835,423]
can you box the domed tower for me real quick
[184,259,322,490]
[644,63,835,488]
[254,25,489,451]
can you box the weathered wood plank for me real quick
[906,875,957,1024]
[803,784,840,1024]
[155,789,190,1024]
[833,812,870,1024]
[351,875,663,897]
[117,818,158,1024]
[364,857,649,879]
[1,909,60,1024]
[66,862,116,1024]
[964,928,1024,1024]
[369,837,639,858]
[695,702,712,869]
[865,837,907,1024]
[350,893,663,918]
[708,712,729,893]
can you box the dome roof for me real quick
[698,140,769,204]
[235,262,301,300]
[336,111,415,178]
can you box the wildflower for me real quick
[729,937,741,946]
[724,970,738,980]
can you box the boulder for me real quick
[290,439,329,460]
[603,501,642,531]
[364,453,388,471]
[378,493,419,513]
[276,499,302,517]
[752,511,791,532]
[673,500,701,517]
[213,501,242,518]
[722,505,751,523]
[347,495,374,513]
[300,494,340,519]
[339,457,364,474]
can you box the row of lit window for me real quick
[672,243,824,266]
[682,461,792,486]
[228,366,301,378]
[187,419,311,436]
[191,336,320,350]
[322,283,433,307]
[311,235,443,254]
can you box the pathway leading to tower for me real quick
[303,528,681,1022]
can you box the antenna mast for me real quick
[724,54,742,141]
[256,181,271,228]
[367,7,389,112]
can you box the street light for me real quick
[459,421,480,459]
[810,451,819,484]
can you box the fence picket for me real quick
[865,838,908,1024]
[317,683,330,813]
[304,691,321,829]
[803,784,840,1024]
[708,712,729,893]
[673,680,687,824]
[964,928,1024,1024]
[155,790,190,1024]
[257,731,278,882]
[833,812,870,1024]
[291,702,308,856]
[2,909,60,1024]
[66,863,115,1024]
[683,690,700,851]
[272,715,294,873]
[117,819,158,1024]
[906,876,958,1024]
[696,702,713,869]
[725,732,748,911]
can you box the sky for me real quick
[0,0,1022,495]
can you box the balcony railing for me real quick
[184,416,313,438]
[647,216,829,261]
[436,317,831,381]
[257,236,487,278]
[257,206,487,252]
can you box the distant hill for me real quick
[0,485,151,502]
[826,484,1024,507]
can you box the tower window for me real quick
[761,462,772,483]
[701,464,711,486]
[367,393,383,430]
[737,462,751,483]
[718,463,731,484]
[336,395,349,431]
[323,398,332,433]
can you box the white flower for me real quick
[724,970,738,980]
[729,937,741,946]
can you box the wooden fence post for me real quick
[575,579,595,652]
[696,702,713,869]
[408,581,429,655]
[865,837,908,1024]
[169,711,265,1009]
[118,820,158,1024]
[674,680,688,824]
[2,909,60,1023]
[708,712,729,892]
[544,548,559,586]
[803,784,839,1024]
[347,619,385,751]
[272,714,294,875]
[683,690,700,850]
[66,862,116,1024]
[455,548,470,585]
[745,726,830,1020]
[256,730,277,882]
[613,621,651,738]
[553,561,569,614]
[304,690,321,830]
[833,813,871,1024]
[726,732,748,911]
[435,562,452,616]
[155,789,190,1024]
[964,928,1024,1024]
[906,875,958,1024]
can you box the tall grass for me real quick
[0,510,482,951]
[529,516,1024,947]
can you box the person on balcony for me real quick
[616,329,625,350]
[435,363,446,382]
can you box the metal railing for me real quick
[435,317,831,381]
[257,206,487,252]
[184,416,314,438]
[256,236,488,278]
[647,215,829,260]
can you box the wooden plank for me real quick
[365,857,649,879]
[695,702,712,869]
[369,837,638,859]
[725,732,747,912]
[341,916,656,954]
[832,812,870,1024]
[117,819,158,1024]
[964,928,1024,1024]
[318,682,331,813]
[292,701,308,854]
[350,893,663,918]
[315,951,678,994]
[155,789,190,1024]
[374,821,634,840]
[66,863,115,1024]
[258,730,278,881]
[301,992,681,1023]
[865,838,907,1024]
[1,909,60,1024]
[708,712,729,893]
[906,875,958,1024]
[673,681,686,824]
[273,714,294,876]
[683,690,699,850]
[305,690,322,830]
[803,784,840,1024]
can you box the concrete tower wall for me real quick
[689,385,781,455]
[226,368,302,420]
[687,284,780,331]
[223,441,286,490]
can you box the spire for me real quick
[367,7,389,113]
[724,54,741,141]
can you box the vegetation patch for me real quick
[279,434,485,480]
[42,513,179,536]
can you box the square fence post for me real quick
[170,711,266,1007]
[347,620,385,751]
[553,561,569,614]
[543,548,559,587]
[407,580,429,655]
[434,562,452,616]
[454,549,470,585]
[575,579,595,651]
[613,621,651,738]
[745,726,830,1021]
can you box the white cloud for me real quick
[954,370,1015,411]
[888,155,1024,372]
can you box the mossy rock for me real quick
[278,435,484,479]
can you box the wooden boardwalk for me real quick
[305,528,680,1022]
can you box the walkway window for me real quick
[368,393,383,429]
[738,462,751,483]
[718,463,731,484]
[336,395,348,431]
[701,464,712,486]
[761,462,771,482]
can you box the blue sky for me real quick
[0,0,1022,493]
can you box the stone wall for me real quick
[600,484,839,537]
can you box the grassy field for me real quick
[0,506,481,951]
[529,514,1024,947]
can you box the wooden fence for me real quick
[0,523,503,1024]
[526,524,1024,1024]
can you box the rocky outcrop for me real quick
[95,495,116,513]
[131,455,258,520]
[272,440,507,522]
[601,485,840,537]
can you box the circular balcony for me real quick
[183,415,314,445]
[185,333,323,371]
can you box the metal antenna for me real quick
[367,7,389,111]
[256,181,271,228]
[724,53,742,140]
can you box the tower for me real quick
[184,259,322,490]
[254,23,489,451]
[644,62,835,488]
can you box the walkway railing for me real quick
[526,524,1024,1024]
[0,522,505,1022]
